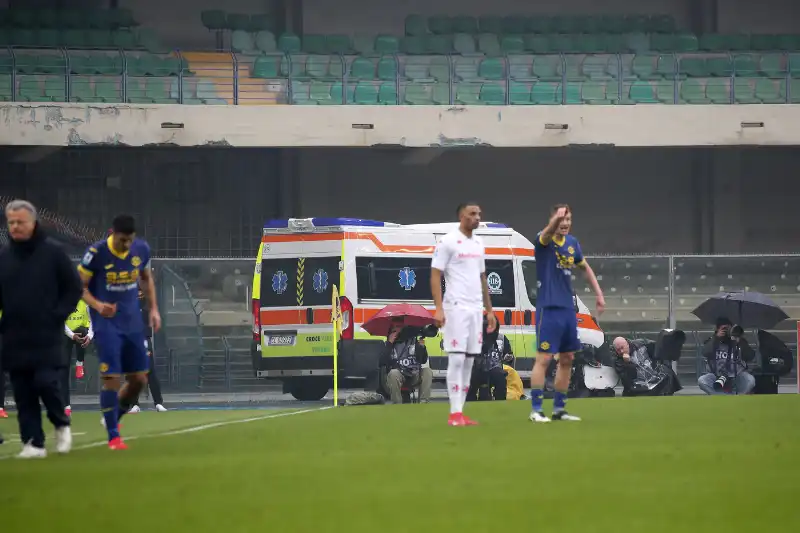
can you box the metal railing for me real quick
[1,46,797,105]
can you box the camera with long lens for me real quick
[713,374,728,391]
[730,325,744,338]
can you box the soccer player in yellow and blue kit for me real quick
[77,215,161,450]
[529,205,604,423]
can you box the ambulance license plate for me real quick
[268,335,296,346]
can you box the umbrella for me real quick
[691,291,789,330]
[361,303,435,337]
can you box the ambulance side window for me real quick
[485,260,515,308]
[521,260,537,307]
[355,257,433,302]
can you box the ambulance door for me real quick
[481,234,520,367]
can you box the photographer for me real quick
[612,336,681,396]
[379,320,432,404]
[466,318,511,401]
[698,317,756,395]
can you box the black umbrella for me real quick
[691,291,789,330]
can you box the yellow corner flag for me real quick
[331,285,342,407]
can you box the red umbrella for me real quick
[361,303,435,337]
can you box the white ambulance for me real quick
[249,217,604,401]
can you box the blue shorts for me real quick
[536,306,580,354]
[96,329,149,376]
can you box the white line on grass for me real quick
[0,406,332,459]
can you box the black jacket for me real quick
[0,225,82,370]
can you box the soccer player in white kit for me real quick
[431,202,497,426]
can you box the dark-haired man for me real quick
[431,202,497,427]
[529,204,604,423]
[78,214,161,450]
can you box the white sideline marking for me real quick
[0,406,332,459]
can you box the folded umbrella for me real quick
[691,291,789,330]
[361,303,435,337]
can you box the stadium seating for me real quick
[1,10,799,105]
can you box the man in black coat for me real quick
[0,200,82,458]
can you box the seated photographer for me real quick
[379,320,433,404]
[612,336,681,396]
[466,318,511,402]
[699,318,755,395]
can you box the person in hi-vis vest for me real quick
[63,300,93,415]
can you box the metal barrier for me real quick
[1,47,797,105]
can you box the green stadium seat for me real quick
[291,81,311,104]
[502,15,526,35]
[733,79,759,104]
[602,34,627,54]
[11,29,36,47]
[680,79,709,103]
[147,78,176,103]
[404,83,433,105]
[88,10,113,30]
[455,83,481,105]
[452,16,477,34]
[750,34,778,51]
[349,57,375,79]
[281,54,305,77]
[699,34,726,51]
[599,15,626,34]
[778,35,800,51]
[278,33,301,54]
[631,54,657,79]
[531,81,559,104]
[755,78,784,103]
[574,34,603,54]
[86,30,112,48]
[201,10,227,31]
[62,29,86,48]
[791,54,800,77]
[705,78,731,103]
[196,81,225,104]
[524,34,551,54]
[329,57,344,79]
[255,31,277,53]
[0,75,12,101]
[112,9,138,29]
[728,34,751,52]
[453,33,477,54]
[405,15,427,37]
[532,55,560,80]
[137,28,164,54]
[251,55,281,78]
[15,54,38,75]
[675,34,700,52]
[432,82,450,104]
[648,15,676,34]
[526,16,551,34]
[425,35,453,55]
[232,30,256,54]
[583,81,614,104]
[325,34,353,54]
[378,82,398,104]
[733,54,759,77]
[17,77,43,102]
[70,78,98,102]
[628,81,657,103]
[374,35,399,54]
[479,16,503,35]
[760,53,786,77]
[478,57,504,80]
[707,57,732,77]
[508,55,535,81]
[247,14,273,33]
[402,36,426,55]
[37,29,60,47]
[37,54,66,75]
[302,34,326,55]
[352,34,375,55]
[43,76,66,101]
[551,16,577,34]
[653,80,675,103]
[0,53,10,75]
[501,35,525,55]
[550,34,575,53]
[227,14,250,32]
[454,57,480,80]
[377,57,398,81]
[656,54,677,78]
[113,30,137,50]
[403,59,430,81]
[559,55,585,80]
[353,82,378,104]
[429,56,450,81]
[625,15,649,33]
[92,77,120,102]
[576,15,600,34]
[309,81,334,104]
[627,33,650,53]
[509,82,532,104]
[306,55,330,78]
[428,15,452,35]
[680,57,708,77]
[564,82,581,104]
[479,82,505,105]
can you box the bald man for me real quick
[611,336,681,396]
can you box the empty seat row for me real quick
[0,9,137,30]
[200,10,275,33]
[626,78,797,104]
[0,28,160,51]
[0,52,188,77]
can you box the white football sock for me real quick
[460,356,475,412]
[446,353,465,414]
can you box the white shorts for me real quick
[443,306,483,355]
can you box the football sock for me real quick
[530,386,544,412]
[460,356,475,412]
[553,389,568,413]
[446,353,465,415]
[100,389,120,441]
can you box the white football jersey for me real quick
[431,230,486,310]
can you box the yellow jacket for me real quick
[504,364,524,400]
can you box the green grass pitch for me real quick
[0,395,797,533]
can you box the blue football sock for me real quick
[100,389,120,441]
[530,388,544,412]
[554,390,568,412]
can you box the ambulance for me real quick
[250,218,604,401]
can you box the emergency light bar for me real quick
[263,218,393,230]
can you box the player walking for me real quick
[78,215,161,450]
[529,205,604,423]
[431,202,497,427]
